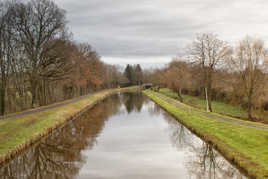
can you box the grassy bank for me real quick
[0,86,139,166]
[143,90,268,179]
[159,88,268,122]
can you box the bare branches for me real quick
[0,0,123,114]
[149,33,268,120]
[229,37,268,119]
[189,33,231,69]
[0,0,18,115]
[6,0,68,107]
[187,33,232,111]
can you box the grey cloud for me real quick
[56,0,268,65]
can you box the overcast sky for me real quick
[56,0,268,67]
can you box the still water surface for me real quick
[0,93,246,179]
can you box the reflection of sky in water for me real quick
[78,104,188,179]
[76,96,246,179]
[0,93,246,179]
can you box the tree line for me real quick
[123,64,143,86]
[0,0,126,115]
[148,33,268,120]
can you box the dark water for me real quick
[0,93,246,179]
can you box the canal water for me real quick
[0,93,246,179]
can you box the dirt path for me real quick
[155,92,268,131]
[0,92,98,120]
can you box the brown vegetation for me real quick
[146,33,268,121]
[0,0,127,115]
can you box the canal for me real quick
[0,92,246,179]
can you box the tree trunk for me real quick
[177,88,184,102]
[248,89,253,120]
[0,84,6,115]
[207,70,213,112]
[47,84,53,104]
[0,60,7,115]
[31,81,38,108]
[207,87,213,112]
[0,71,7,115]
[43,80,47,105]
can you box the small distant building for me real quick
[142,83,153,89]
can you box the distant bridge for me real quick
[142,83,153,89]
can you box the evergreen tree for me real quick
[124,64,134,85]
[135,64,143,85]
[124,64,143,86]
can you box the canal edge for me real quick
[0,86,140,167]
[143,90,268,179]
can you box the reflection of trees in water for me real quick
[164,113,194,149]
[122,92,147,113]
[0,95,122,179]
[145,98,162,116]
[187,143,246,179]
[163,113,246,179]
[148,103,162,116]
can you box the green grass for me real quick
[144,90,268,179]
[159,88,268,121]
[0,86,139,164]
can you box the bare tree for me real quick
[9,0,67,107]
[78,43,98,59]
[0,0,125,115]
[0,1,14,115]
[188,33,231,112]
[229,37,268,119]
[165,59,192,102]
